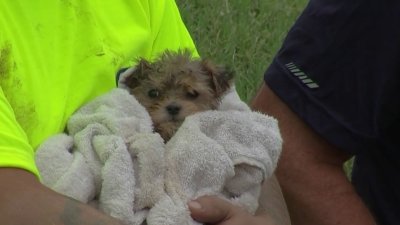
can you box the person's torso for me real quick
[0,0,158,148]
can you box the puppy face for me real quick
[121,50,234,141]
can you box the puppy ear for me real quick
[201,59,234,97]
[120,59,152,89]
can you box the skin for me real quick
[0,168,124,225]
[189,84,377,225]
[189,175,291,225]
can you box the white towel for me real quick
[148,105,282,225]
[36,88,164,225]
[35,86,282,225]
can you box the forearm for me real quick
[276,155,375,225]
[251,84,376,225]
[256,175,291,225]
[0,168,124,225]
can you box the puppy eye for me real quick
[148,89,160,98]
[186,90,199,99]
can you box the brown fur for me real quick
[121,50,234,141]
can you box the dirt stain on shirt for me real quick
[0,43,38,143]
[0,43,12,80]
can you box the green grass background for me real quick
[176,0,308,102]
[176,0,354,178]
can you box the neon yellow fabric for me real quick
[0,0,197,177]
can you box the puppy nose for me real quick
[166,104,181,115]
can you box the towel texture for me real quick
[35,86,282,225]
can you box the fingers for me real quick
[188,196,240,224]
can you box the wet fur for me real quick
[122,50,234,141]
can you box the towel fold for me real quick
[35,86,282,225]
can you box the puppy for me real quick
[121,50,234,141]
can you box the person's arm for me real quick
[251,84,376,225]
[257,175,291,225]
[0,168,125,225]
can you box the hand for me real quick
[188,196,275,225]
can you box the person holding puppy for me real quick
[0,1,202,224]
[190,0,399,225]
[0,0,289,225]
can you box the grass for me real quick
[176,0,308,102]
[176,0,354,178]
